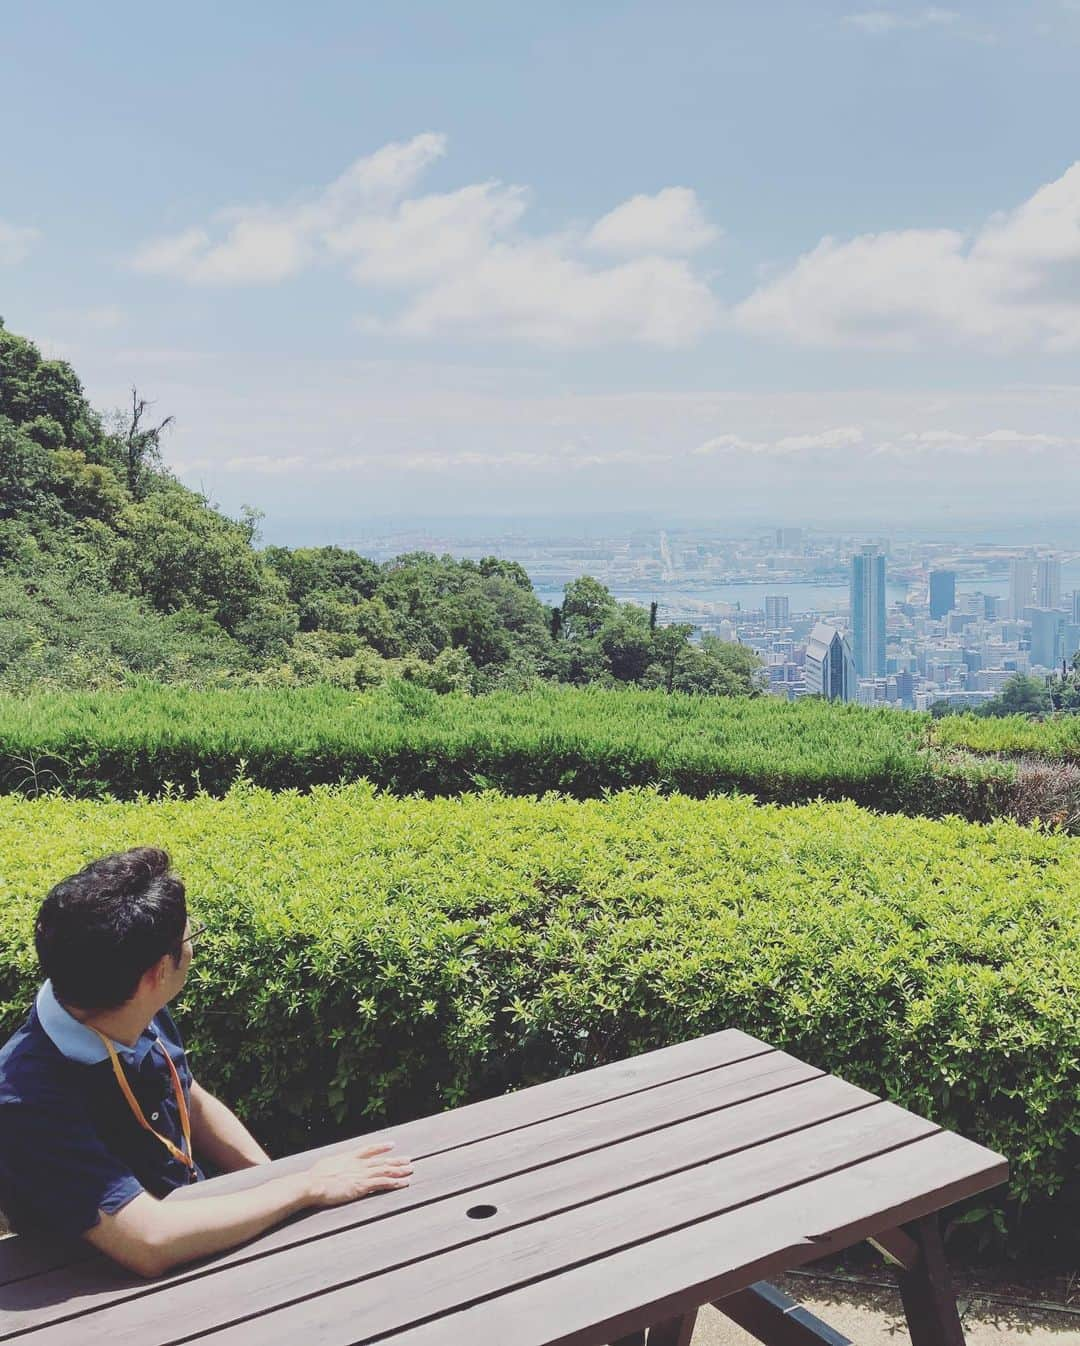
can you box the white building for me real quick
[764,595,790,627]
[1036,556,1062,611]
[804,622,855,702]
[1009,557,1036,619]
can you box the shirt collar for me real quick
[35,980,159,1068]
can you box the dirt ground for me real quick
[693,1268,1080,1346]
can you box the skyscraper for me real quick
[1029,608,1066,669]
[850,546,886,679]
[805,623,855,702]
[1036,556,1062,610]
[764,595,790,627]
[928,570,956,620]
[1073,591,1080,625]
[1009,557,1036,619]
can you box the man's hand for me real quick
[304,1142,413,1207]
[86,1141,413,1278]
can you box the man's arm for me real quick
[84,1143,413,1279]
[188,1079,271,1172]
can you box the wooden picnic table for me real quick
[0,1028,1007,1346]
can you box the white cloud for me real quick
[844,9,958,34]
[978,428,1065,445]
[774,425,865,452]
[692,433,766,456]
[585,188,717,255]
[0,219,40,265]
[392,246,715,348]
[901,429,968,444]
[131,134,447,284]
[130,135,718,348]
[737,161,1080,351]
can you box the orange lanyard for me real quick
[91,1028,195,1174]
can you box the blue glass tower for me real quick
[929,570,956,621]
[850,546,886,679]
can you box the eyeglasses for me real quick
[185,920,208,950]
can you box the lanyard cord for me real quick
[91,1027,195,1173]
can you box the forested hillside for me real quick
[0,320,759,696]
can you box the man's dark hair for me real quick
[35,848,187,1010]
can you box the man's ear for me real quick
[141,953,172,996]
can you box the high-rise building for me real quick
[1009,557,1036,619]
[850,546,886,678]
[775,528,803,552]
[1029,608,1066,669]
[1073,591,1080,625]
[928,570,956,620]
[1036,556,1062,610]
[764,595,790,627]
[804,623,855,702]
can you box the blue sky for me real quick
[4,1,1080,535]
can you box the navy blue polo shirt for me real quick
[0,982,205,1240]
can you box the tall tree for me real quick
[119,388,174,498]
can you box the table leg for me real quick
[647,1311,698,1345]
[895,1214,967,1346]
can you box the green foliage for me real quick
[115,487,295,653]
[1048,650,1080,715]
[0,572,250,694]
[1,321,766,696]
[979,674,1053,720]
[0,684,1015,814]
[0,320,292,680]
[935,710,1080,762]
[0,784,1074,1256]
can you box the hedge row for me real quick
[0,682,1016,818]
[935,711,1080,762]
[0,783,1075,1258]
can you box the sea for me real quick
[533,561,1080,617]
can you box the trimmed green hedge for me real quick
[0,683,1015,818]
[0,783,1075,1257]
[935,711,1080,762]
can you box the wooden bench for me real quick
[0,1028,1008,1345]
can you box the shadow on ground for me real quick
[690,1271,1080,1345]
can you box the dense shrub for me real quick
[0,683,1016,818]
[936,711,1080,762]
[0,784,1074,1257]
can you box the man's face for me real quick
[158,919,194,1004]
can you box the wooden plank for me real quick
[0,1029,771,1288]
[0,1237,93,1296]
[382,1132,1007,1346]
[1,1071,867,1342]
[894,1214,966,1346]
[171,1029,775,1200]
[91,1101,947,1346]
[716,1281,852,1346]
[0,1050,816,1331]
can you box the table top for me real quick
[0,1029,1007,1346]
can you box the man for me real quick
[0,847,412,1278]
